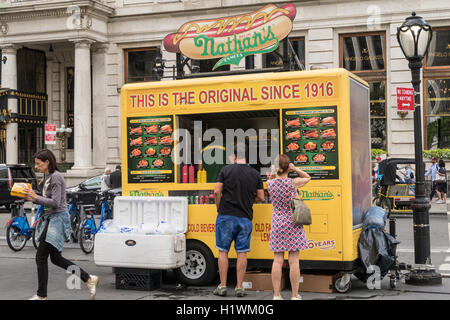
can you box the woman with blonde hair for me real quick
[267,154,311,300]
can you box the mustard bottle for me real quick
[202,169,207,183]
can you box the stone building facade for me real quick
[0,0,448,184]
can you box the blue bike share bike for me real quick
[78,189,119,254]
[67,191,98,243]
[5,201,44,251]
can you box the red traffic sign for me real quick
[397,87,414,111]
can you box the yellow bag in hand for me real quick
[10,183,31,198]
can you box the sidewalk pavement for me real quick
[1,241,450,301]
[429,198,450,215]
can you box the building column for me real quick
[70,39,94,172]
[1,44,19,164]
[92,43,108,169]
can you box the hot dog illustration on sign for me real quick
[163,4,296,70]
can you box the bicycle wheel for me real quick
[32,229,39,249]
[6,225,28,252]
[69,211,81,243]
[78,219,95,254]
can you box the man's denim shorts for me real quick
[215,214,252,253]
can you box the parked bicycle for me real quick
[67,194,82,243]
[5,201,44,251]
[78,190,117,254]
[67,191,99,243]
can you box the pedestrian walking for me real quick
[101,167,111,192]
[267,155,311,300]
[435,159,447,204]
[25,149,99,300]
[371,162,377,196]
[425,157,440,201]
[109,165,122,189]
[374,156,383,197]
[212,143,264,297]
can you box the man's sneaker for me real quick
[213,285,227,297]
[86,275,99,300]
[29,295,47,300]
[273,295,283,300]
[235,287,246,297]
[291,294,303,300]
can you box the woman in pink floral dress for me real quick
[267,155,311,300]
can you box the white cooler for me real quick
[94,196,188,269]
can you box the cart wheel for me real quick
[174,240,216,286]
[334,275,352,293]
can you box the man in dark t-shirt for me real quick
[213,144,264,297]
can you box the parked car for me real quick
[66,174,102,193]
[0,164,39,209]
[66,175,102,207]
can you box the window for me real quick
[370,82,386,150]
[125,47,162,83]
[424,28,450,149]
[17,48,46,94]
[340,32,387,150]
[342,34,385,71]
[426,29,450,67]
[191,58,230,73]
[262,37,305,70]
[245,55,255,70]
[82,175,102,188]
[424,79,450,149]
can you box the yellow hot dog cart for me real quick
[120,68,371,292]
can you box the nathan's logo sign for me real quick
[129,190,164,197]
[299,190,335,201]
[163,4,296,70]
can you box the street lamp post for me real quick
[56,125,72,163]
[397,12,442,285]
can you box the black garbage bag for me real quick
[355,207,400,283]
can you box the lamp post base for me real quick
[406,265,442,285]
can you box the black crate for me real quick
[113,268,162,291]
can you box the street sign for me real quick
[45,123,57,145]
[397,87,414,111]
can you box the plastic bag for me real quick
[139,223,158,235]
[363,206,386,229]
[156,220,175,234]
[99,219,119,233]
[119,226,138,233]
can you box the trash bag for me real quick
[355,207,400,283]
[363,206,386,229]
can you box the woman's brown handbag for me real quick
[291,197,312,225]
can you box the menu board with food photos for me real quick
[283,106,338,180]
[127,116,174,183]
